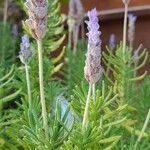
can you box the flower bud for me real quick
[84,8,103,84]
[19,35,34,64]
[25,0,47,40]
[109,33,116,50]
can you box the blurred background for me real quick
[0,0,150,72]
[61,0,150,73]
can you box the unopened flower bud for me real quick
[109,33,116,50]
[19,35,34,64]
[25,0,48,40]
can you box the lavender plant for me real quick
[0,65,21,109]
[0,0,150,149]
[17,0,66,76]
[83,8,103,129]
[24,0,49,139]
[102,0,149,146]
[6,0,71,149]
[103,0,148,103]
[0,65,21,150]
[19,34,34,108]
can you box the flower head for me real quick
[19,35,34,64]
[128,14,137,47]
[109,33,116,50]
[68,0,84,26]
[84,8,103,84]
[12,24,18,37]
[25,0,48,39]
[122,0,130,4]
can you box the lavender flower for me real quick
[12,24,18,37]
[109,33,116,50]
[122,0,130,4]
[25,0,47,40]
[68,0,84,26]
[84,8,103,84]
[128,14,137,49]
[19,35,34,64]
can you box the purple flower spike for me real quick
[109,33,116,50]
[12,24,18,37]
[128,14,137,48]
[19,35,34,64]
[84,8,103,84]
[85,8,101,45]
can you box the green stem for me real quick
[68,30,72,49]
[134,109,150,150]
[92,83,96,101]
[129,40,133,51]
[122,3,128,61]
[37,39,49,139]
[12,38,17,63]
[3,0,8,26]
[25,64,32,108]
[73,25,79,55]
[1,0,8,64]
[121,2,128,101]
[134,62,137,78]
[81,22,85,41]
[82,84,92,130]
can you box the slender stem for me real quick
[1,0,8,64]
[12,38,17,63]
[68,30,72,49]
[129,40,133,51]
[92,83,96,101]
[82,84,92,130]
[121,2,128,101]
[25,64,32,108]
[134,62,137,78]
[37,39,49,139]
[3,0,8,26]
[122,3,128,61]
[73,25,79,55]
[81,22,85,41]
[134,109,150,150]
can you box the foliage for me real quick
[0,23,18,66]
[0,65,21,109]
[61,81,127,149]
[7,98,71,150]
[62,41,86,97]
[135,76,150,121]
[103,43,149,148]
[0,0,150,149]
[0,65,21,150]
[103,43,148,103]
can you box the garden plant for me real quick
[0,0,150,149]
